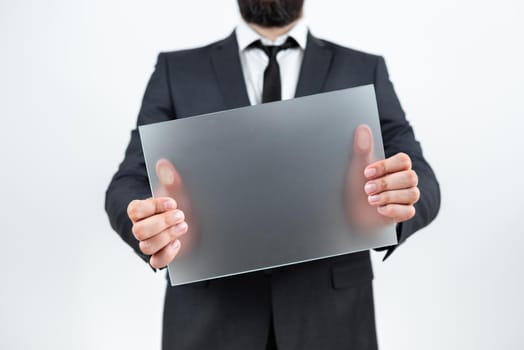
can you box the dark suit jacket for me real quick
[105,31,440,350]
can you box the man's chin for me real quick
[248,19,299,29]
[238,0,304,27]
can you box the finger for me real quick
[139,221,188,255]
[368,187,420,206]
[132,209,185,241]
[127,197,177,222]
[150,240,182,269]
[377,204,416,222]
[364,169,418,195]
[364,152,412,179]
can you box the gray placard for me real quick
[139,85,397,286]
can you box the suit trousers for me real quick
[161,258,378,350]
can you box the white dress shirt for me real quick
[235,19,308,105]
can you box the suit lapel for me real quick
[295,32,333,98]
[210,31,333,108]
[210,32,251,110]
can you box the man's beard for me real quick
[238,0,304,27]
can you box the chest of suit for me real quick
[162,32,378,121]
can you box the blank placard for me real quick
[139,85,397,286]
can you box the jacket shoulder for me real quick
[315,36,382,63]
[158,34,232,63]
[309,36,385,82]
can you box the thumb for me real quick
[352,124,374,166]
[154,158,195,257]
[155,159,183,197]
[346,124,388,231]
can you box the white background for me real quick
[1,0,523,349]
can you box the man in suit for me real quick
[105,0,440,349]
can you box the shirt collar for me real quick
[235,17,308,52]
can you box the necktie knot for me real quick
[248,37,299,60]
[248,37,299,103]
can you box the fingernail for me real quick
[368,195,380,203]
[173,210,184,222]
[364,183,377,194]
[357,130,371,150]
[364,167,376,178]
[377,206,387,214]
[172,240,181,249]
[175,222,187,233]
[164,200,175,210]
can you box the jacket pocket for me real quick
[331,259,373,289]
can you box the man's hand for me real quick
[127,197,188,269]
[362,143,419,223]
[348,125,419,228]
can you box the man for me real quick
[105,0,440,349]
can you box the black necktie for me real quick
[249,37,299,103]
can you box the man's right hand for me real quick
[127,197,188,269]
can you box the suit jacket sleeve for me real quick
[374,56,441,259]
[105,53,175,266]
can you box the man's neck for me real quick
[248,18,300,42]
